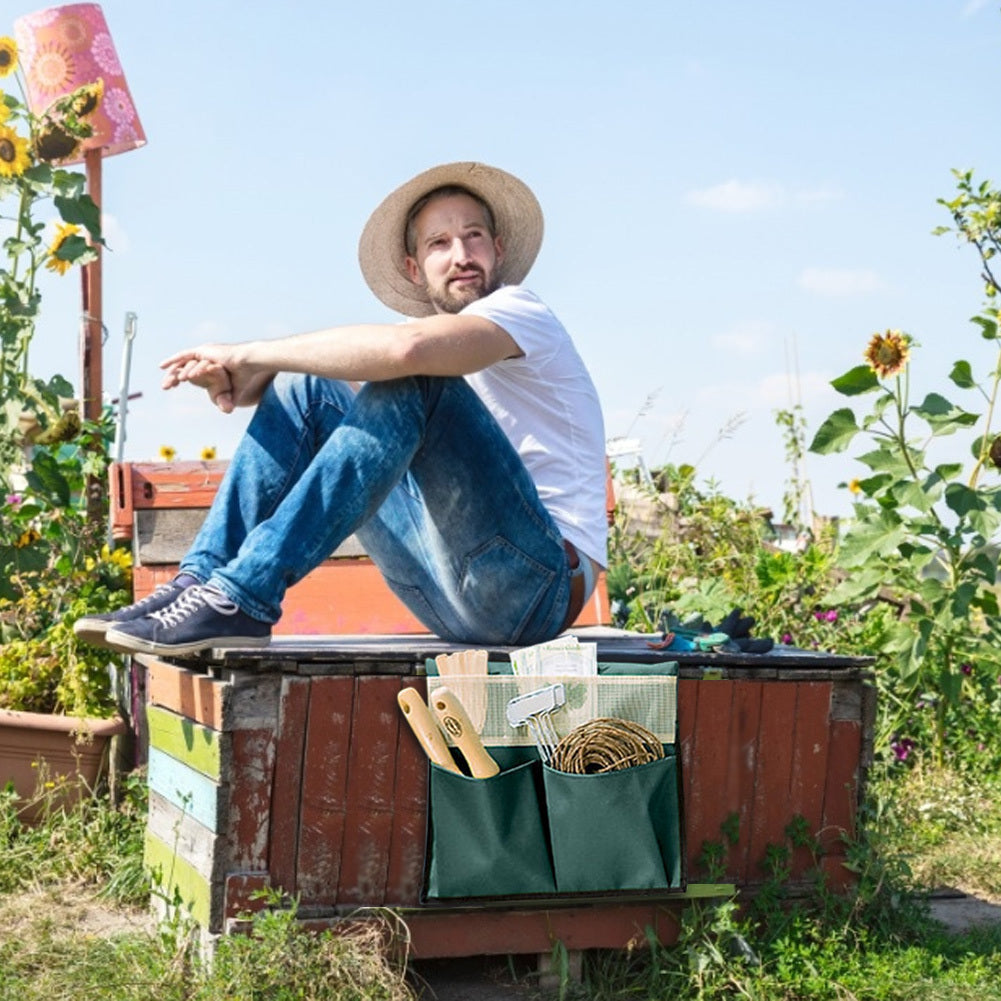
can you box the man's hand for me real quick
[160,343,274,413]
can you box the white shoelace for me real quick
[150,585,238,628]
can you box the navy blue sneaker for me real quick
[104,584,272,657]
[73,576,195,649]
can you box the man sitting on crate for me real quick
[76,162,608,656]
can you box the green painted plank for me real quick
[147,704,221,780]
[144,830,213,929]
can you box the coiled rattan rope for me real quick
[548,717,664,773]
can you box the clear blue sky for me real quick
[17,0,1001,519]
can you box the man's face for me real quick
[405,193,505,314]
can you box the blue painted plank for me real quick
[148,745,222,833]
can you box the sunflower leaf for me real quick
[831,365,880,396]
[808,408,859,454]
[949,360,976,389]
[912,393,980,436]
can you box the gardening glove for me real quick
[713,607,774,654]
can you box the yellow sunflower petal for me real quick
[863,329,910,379]
[0,37,18,79]
[0,124,31,178]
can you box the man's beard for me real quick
[426,264,501,314]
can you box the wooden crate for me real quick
[140,635,874,955]
[111,460,612,634]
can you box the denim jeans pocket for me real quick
[457,535,558,644]
[383,535,558,644]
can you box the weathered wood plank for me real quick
[147,789,225,885]
[134,508,368,565]
[146,704,221,780]
[296,677,353,903]
[144,830,214,929]
[788,683,832,877]
[385,678,430,906]
[728,681,763,883]
[147,745,224,833]
[225,727,277,871]
[681,679,738,879]
[145,656,226,730]
[336,677,401,905]
[268,676,310,892]
[746,683,799,877]
[821,718,862,858]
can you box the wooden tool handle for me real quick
[397,688,460,774]
[430,686,500,779]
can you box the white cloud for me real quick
[798,267,884,296]
[686,180,843,213]
[685,179,783,213]
[711,320,774,355]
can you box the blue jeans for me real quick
[180,373,575,645]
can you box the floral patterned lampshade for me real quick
[13,3,145,163]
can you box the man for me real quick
[76,161,607,655]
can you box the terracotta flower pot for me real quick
[0,708,126,823]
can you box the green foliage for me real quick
[809,170,1001,764]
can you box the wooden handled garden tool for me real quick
[397,687,460,774]
[430,686,500,778]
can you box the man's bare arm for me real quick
[160,313,521,411]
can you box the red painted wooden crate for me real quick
[111,460,613,634]
[141,637,874,955]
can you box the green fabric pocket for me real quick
[425,760,556,899]
[542,751,682,893]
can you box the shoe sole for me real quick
[103,628,271,657]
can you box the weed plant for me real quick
[0,778,414,1001]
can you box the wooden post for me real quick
[82,147,104,524]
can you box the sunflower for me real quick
[44,222,82,275]
[0,101,10,124]
[0,37,17,78]
[0,124,30,178]
[864,329,910,379]
[158,445,177,462]
[70,77,104,117]
[200,446,217,461]
[848,478,862,495]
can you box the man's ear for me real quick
[405,256,424,286]
[494,235,505,265]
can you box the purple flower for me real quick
[781,633,793,645]
[826,609,839,623]
[4,493,22,507]
[961,663,973,676]
[891,737,916,762]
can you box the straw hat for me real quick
[358,161,544,317]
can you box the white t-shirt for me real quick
[462,285,608,567]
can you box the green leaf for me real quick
[53,193,103,242]
[23,452,71,507]
[831,365,880,396]
[945,482,985,519]
[949,360,976,388]
[891,478,933,513]
[809,409,860,454]
[856,447,923,477]
[971,314,999,340]
[912,393,980,437]
[933,462,964,482]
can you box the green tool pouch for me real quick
[542,749,682,893]
[425,758,557,899]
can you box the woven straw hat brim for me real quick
[358,162,544,317]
